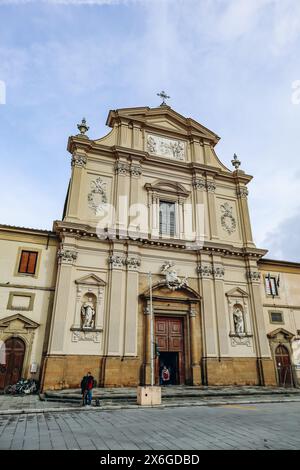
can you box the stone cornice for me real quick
[259,258,300,272]
[53,221,266,259]
[67,137,253,185]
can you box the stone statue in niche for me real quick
[233,305,245,335]
[81,297,95,329]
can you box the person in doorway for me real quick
[80,372,94,406]
[161,365,170,386]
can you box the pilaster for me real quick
[66,151,87,220]
[48,247,78,353]
[106,253,126,355]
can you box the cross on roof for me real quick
[157,90,170,106]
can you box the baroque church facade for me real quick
[1,103,300,390]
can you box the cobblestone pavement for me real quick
[1,391,300,415]
[0,402,300,450]
[0,395,78,412]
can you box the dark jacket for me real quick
[81,375,94,392]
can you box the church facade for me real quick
[1,104,300,390]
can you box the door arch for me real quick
[0,337,26,389]
[275,344,293,387]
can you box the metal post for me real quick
[149,272,154,387]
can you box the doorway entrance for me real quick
[275,344,294,387]
[155,316,185,385]
[0,337,26,389]
[159,352,179,385]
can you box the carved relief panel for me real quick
[217,198,240,241]
[146,134,186,161]
[86,174,112,218]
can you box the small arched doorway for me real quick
[0,337,26,389]
[275,344,293,387]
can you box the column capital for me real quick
[197,263,214,278]
[57,248,78,265]
[130,163,142,178]
[247,270,261,283]
[108,254,126,269]
[126,256,141,271]
[192,177,206,191]
[237,187,249,199]
[189,308,197,318]
[213,266,225,279]
[71,153,87,168]
[206,181,216,193]
[115,161,130,176]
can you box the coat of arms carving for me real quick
[88,177,107,215]
[161,261,189,291]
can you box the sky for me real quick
[0,0,299,261]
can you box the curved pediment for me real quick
[144,180,189,198]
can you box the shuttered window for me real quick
[265,276,278,296]
[18,250,38,275]
[159,201,176,237]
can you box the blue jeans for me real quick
[84,390,92,405]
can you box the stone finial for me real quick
[231,153,241,170]
[77,117,89,137]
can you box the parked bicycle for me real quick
[4,378,39,395]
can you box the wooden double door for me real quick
[155,316,185,385]
[275,344,294,387]
[0,338,25,389]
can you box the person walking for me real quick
[80,372,94,406]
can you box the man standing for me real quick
[81,372,94,406]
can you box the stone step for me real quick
[42,387,300,406]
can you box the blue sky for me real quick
[0,0,299,261]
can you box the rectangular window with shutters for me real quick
[159,201,176,237]
[18,250,38,275]
[264,276,278,296]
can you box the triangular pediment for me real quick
[106,106,220,145]
[0,313,39,329]
[75,273,106,286]
[226,287,249,298]
[267,328,294,340]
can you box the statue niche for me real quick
[233,304,245,336]
[80,293,96,329]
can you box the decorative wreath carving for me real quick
[220,202,236,235]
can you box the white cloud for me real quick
[262,207,300,261]
[0,0,300,262]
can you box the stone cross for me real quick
[157,90,170,106]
